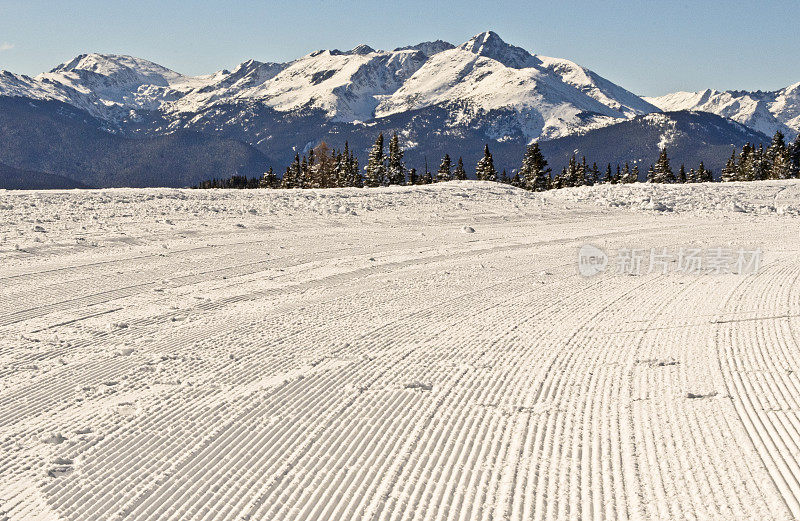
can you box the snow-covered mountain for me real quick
[0,53,217,121]
[373,32,659,140]
[645,83,800,139]
[0,31,659,140]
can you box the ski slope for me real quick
[2,180,800,520]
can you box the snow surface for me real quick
[3,180,800,520]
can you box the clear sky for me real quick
[0,0,797,96]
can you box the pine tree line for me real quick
[194,129,800,191]
[278,141,361,189]
[719,131,800,182]
[195,175,261,189]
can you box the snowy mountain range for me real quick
[0,32,662,139]
[644,85,800,140]
[0,31,796,188]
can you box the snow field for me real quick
[2,181,800,520]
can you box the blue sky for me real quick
[0,0,797,96]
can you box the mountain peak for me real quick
[464,31,503,46]
[350,44,376,55]
[457,31,534,69]
[49,53,182,81]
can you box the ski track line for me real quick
[716,257,800,520]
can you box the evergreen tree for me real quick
[453,157,467,180]
[437,154,452,182]
[753,144,769,181]
[339,143,362,187]
[519,142,551,191]
[421,157,432,184]
[789,133,800,178]
[678,164,687,183]
[282,154,302,188]
[698,162,713,182]
[552,168,568,189]
[306,149,317,187]
[565,155,581,187]
[650,148,675,183]
[721,149,738,182]
[579,157,589,186]
[350,155,362,187]
[365,133,387,187]
[421,169,433,184]
[603,164,613,184]
[614,164,621,184]
[767,131,791,179]
[339,142,350,187]
[336,143,349,187]
[332,151,345,188]
[511,172,523,188]
[620,163,636,184]
[475,145,497,181]
[688,168,697,183]
[500,169,511,184]
[588,161,600,186]
[300,155,310,188]
[260,167,278,188]
[736,143,755,181]
[632,165,640,183]
[387,133,406,185]
[408,167,418,185]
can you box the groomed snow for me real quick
[3,180,800,520]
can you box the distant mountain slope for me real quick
[0,97,271,187]
[0,162,89,190]
[645,83,800,139]
[538,111,771,178]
